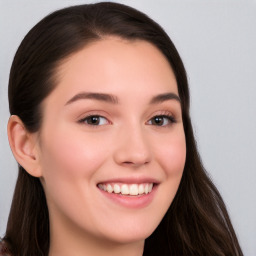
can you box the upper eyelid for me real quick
[77,110,111,120]
[146,110,175,119]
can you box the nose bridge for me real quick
[113,120,152,167]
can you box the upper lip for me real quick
[97,177,160,185]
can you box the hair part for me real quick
[4,2,243,256]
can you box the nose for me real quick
[113,125,152,168]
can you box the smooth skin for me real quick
[8,38,186,256]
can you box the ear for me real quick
[7,115,42,177]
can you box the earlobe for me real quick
[7,115,42,177]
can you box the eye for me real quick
[147,115,176,126]
[79,115,109,126]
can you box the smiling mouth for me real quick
[97,183,154,196]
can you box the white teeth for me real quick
[121,184,129,195]
[145,184,149,194]
[138,184,144,194]
[107,184,113,193]
[113,184,121,194]
[130,184,139,196]
[98,183,154,196]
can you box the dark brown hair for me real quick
[3,2,243,255]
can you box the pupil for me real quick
[89,116,99,125]
[154,117,163,125]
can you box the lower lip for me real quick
[98,185,158,209]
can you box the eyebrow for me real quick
[65,92,180,106]
[65,92,119,105]
[149,92,181,104]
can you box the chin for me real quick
[95,216,161,245]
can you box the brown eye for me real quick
[79,115,109,126]
[152,116,164,126]
[148,115,175,126]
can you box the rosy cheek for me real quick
[40,130,106,181]
[156,135,186,177]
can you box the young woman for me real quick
[0,2,243,256]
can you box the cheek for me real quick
[41,131,105,179]
[155,130,186,178]
[38,128,109,206]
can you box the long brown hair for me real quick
[3,2,243,255]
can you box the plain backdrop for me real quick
[0,0,255,255]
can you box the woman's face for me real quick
[37,38,186,244]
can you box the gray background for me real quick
[0,0,255,255]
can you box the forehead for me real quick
[46,37,178,105]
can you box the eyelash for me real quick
[78,112,176,127]
[78,115,110,126]
[147,114,176,127]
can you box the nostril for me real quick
[122,160,149,167]
[123,161,133,164]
